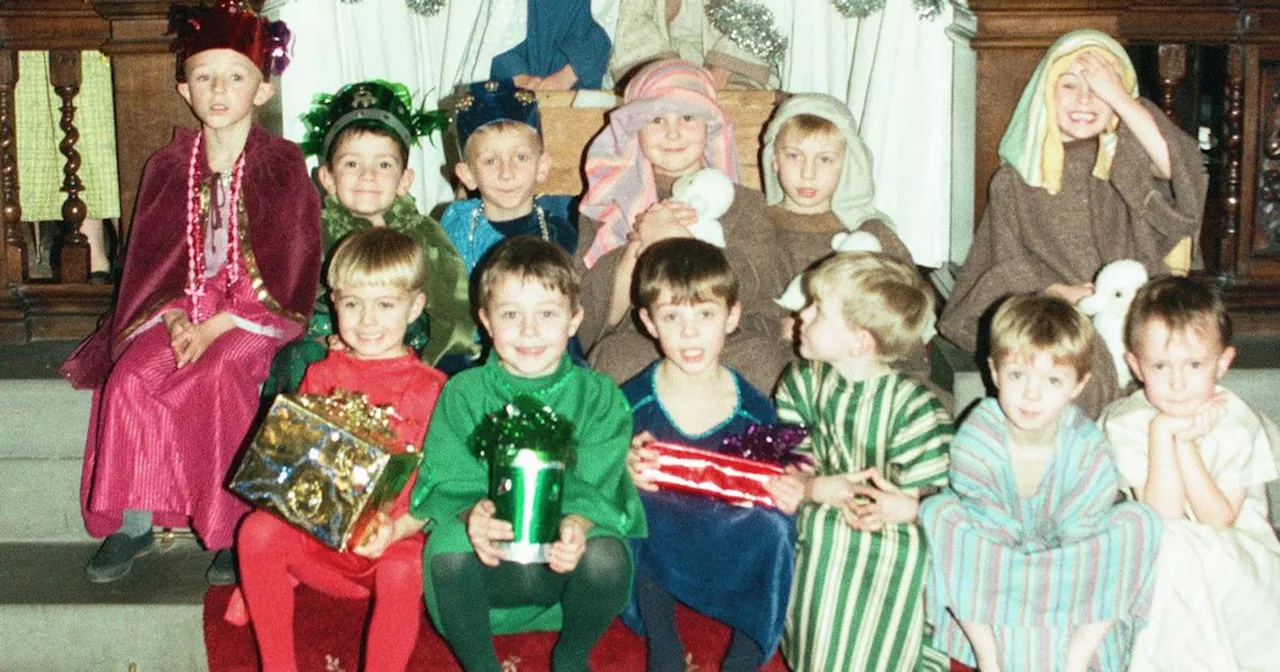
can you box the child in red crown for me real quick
[62,0,321,586]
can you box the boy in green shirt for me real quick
[411,236,646,672]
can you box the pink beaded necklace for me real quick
[184,131,246,321]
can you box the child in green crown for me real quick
[266,79,475,393]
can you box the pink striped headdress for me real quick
[580,60,740,267]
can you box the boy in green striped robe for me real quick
[767,252,953,672]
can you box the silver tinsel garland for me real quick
[705,0,788,67]
[832,0,946,20]
[339,0,445,17]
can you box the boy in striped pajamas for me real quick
[768,252,953,672]
[920,293,1161,672]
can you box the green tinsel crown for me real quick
[299,79,449,160]
[469,395,577,467]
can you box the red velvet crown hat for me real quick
[167,0,292,82]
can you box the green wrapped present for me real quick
[230,391,420,551]
[471,395,576,564]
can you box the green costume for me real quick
[410,353,647,635]
[262,79,472,395]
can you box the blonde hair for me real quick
[463,120,543,162]
[327,228,428,294]
[805,252,933,362]
[989,293,1094,378]
[635,238,738,310]
[775,113,841,145]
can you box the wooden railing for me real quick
[0,0,182,343]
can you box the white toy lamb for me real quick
[1078,259,1149,389]
[773,230,883,312]
[670,167,735,249]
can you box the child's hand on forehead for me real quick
[1071,52,1128,108]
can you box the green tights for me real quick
[430,537,631,672]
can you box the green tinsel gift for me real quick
[470,395,577,563]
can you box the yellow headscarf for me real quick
[998,30,1138,195]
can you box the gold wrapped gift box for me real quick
[229,392,421,551]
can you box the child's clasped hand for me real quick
[467,499,515,567]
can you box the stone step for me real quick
[0,457,89,542]
[0,378,90,459]
[0,377,93,541]
[0,539,210,672]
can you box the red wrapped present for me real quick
[647,441,786,508]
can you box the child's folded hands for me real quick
[467,499,514,567]
[547,514,591,574]
[632,201,696,251]
[842,467,921,532]
[1150,392,1230,447]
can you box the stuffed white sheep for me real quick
[670,167,735,249]
[1078,259,1149,389]
[774,230,883,312]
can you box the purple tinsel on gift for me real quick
[719,423,813,468]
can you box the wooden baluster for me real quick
[50,50,88,284]
[1157,44,1187,123]
[0,50,26,287]
[1220,45,1244,279]
[1259,77,1280,255]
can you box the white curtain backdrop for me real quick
[269,0,951,266]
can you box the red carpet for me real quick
[204,585,791,671]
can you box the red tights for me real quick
[237,510,424,671]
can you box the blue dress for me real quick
[489,0,611,90]
[438,195,577,275]
[620,363,796,658]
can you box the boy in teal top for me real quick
[411,236,645,672]
[267,80,475,394]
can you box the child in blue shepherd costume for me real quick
[622,238,795,672]
[439,79,581,372]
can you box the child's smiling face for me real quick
[638,113,708,178]
[333,284,424,360]
[772,128,845,215]
[479,275,583,378]
[319,131,413,224]
[1126,319,1235,418]
[457,126,550,221]
[1053,72,1116,142]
